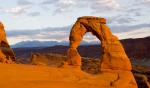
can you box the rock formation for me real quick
[67,16,131,70]
[30,53,67,66]
[134,73,150,88]
[66,16,138,87]
[0,22,16,63]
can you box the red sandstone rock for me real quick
[66,16,138,87]
[0,22,16,63]
[67,16,131,70]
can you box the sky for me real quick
[0,0,150,45]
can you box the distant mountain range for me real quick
[11,41,67,48]
[11,40,99,48]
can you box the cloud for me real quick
[110,23,150,33]
[7,26,71,37]
[28,12,40,17]
[17,0,33,6]
[1,6,30,15]
[40,0,58,5]
[41,0,76,14]
[105,0,150,25]
[55,0,76,12]
[114,28,150,39]
[40,0,120,14]
[2,0,149,21]
[0,0,34,16]
[6,26,71,44]
[107,15,136,25]
[0,0,33,16]
[140,0,150,5]
[90,0,120,12]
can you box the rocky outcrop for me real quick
[134,73,150,88]
[30,53,67,66]
[132,65,150,88]
[66,16,137,87]
[0,22,15,63]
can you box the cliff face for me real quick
[121,37,150,60]
[0,22,16,63]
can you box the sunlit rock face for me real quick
[66,16,138,87]
[0,22,16,63]
[66,16,131,70]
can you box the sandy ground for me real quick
[0,63,137,88]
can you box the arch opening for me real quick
[81,32,101,46]
[78,32,102,59]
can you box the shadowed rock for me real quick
[0,22,16,63]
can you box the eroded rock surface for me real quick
[66,16,138,87]
[30,53,67,66]
[0,22,15,63]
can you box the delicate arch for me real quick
[66,16,132,71]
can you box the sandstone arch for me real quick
[0,22,16,63]
[66,16,138,87]
[66,16,132,71]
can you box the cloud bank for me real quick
[7,23,150,45]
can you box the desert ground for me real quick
[0,63,138,88]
